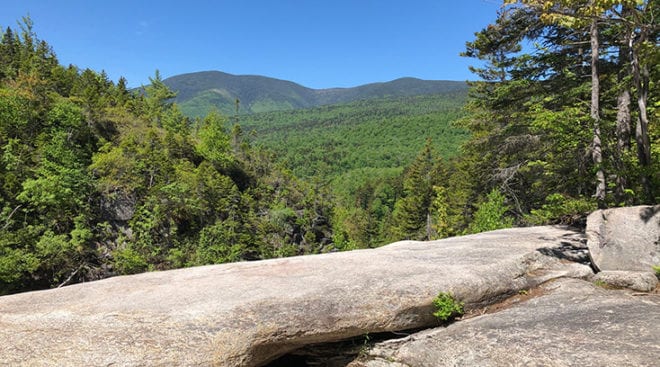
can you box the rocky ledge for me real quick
[350,278,660,367]
[0,206,657,366]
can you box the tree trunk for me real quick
[614,19,633,203]
[614,88,631,202]
[630,28,653,202]
[615,90,631,153]
[426,211,432,241]
[634,65,651,167]
[590,19,606,206]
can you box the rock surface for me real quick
[0,226,590,367]
[350,278,660,367]
[592,270,659,292]
[586,205,660,272]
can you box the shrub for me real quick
[432,292,464,321]
[526,193,596,225]
[113,246,149,275]
[467,188,513,234]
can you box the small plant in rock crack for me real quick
[653,265,660,278]
[432,292,464,321]
[593,279,608,288]
[357,333,371,358]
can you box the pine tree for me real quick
[0,27,19,81]
[459,0,658,226]
[392,139,445,240]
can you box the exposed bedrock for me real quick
[0,226,593,366]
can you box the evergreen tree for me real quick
[458,0,658,227]
[0,27,20,81]
[392,139,445,240]
[467,188,514,234]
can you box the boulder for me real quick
[586,205,660,272]
[592,270,658,292]
[350,278,660,367]
[0,226,591,366]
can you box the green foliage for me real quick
[0,20,335,294]
[241,94,468,179]
[142,70,177,125]
[357,332,372,358]
[432,185,450,239]
[193,221,247,265]
[33,231,78,281]
[593,279,610,289]
[392,139,445,240]
[653,265,660,278]
[195,110,234,167]
[113,245,149,275]
[432,292,464,321]
[0,228,40,291]
[457,0,658,223]
[467,189,514,234]
[240,95,468,247]
[526,193,597,225]
[0,88,30,136]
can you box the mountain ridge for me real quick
[162,70,468,116]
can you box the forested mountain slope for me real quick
[240,93,468,179]
[162,70,468,116]
[237,93,470,248]
[0,21,334,295]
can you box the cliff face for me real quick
[0,206,657,366]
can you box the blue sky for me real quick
[1,0,501,89]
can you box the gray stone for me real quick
[0,226,590,367]
[101,192,136,221]
[351,278,660,367]
[587,205,660,272]
[592,270,659,292]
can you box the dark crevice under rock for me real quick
[265,329,428,367]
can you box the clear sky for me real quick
[1,0,501,89]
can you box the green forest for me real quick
[0,19,337,294]
[1,0,658,295]
[237,94,470,247]
[240,93,468,179]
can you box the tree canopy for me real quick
[0,19,333,295]
[455,0,657,225]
